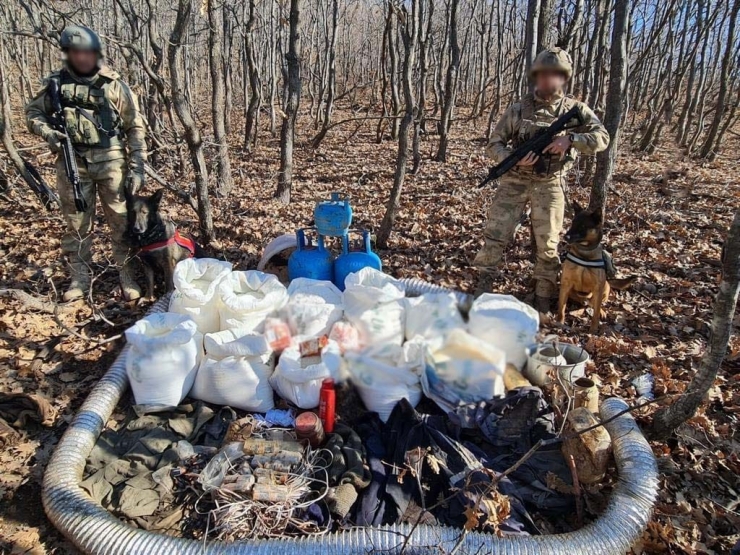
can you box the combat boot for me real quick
[120,265,142,301]
[474,271,498,298]
[63,263,90,302]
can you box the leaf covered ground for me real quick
[0,107,739,554]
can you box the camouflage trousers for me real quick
[57,155,131,271]
[473,177,565,297]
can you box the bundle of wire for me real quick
[193,429,333,542]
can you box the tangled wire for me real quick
[190,421,333,542]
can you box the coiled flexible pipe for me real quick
[42,289,658,555]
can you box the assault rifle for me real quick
[47,78,87,212]
[479,105,584,188]
[23,159,60,210]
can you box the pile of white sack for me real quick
[125,262,539,421]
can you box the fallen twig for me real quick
[0,288,72,315]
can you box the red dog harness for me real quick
[139,230,196,258]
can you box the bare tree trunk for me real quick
[524,0,541,85]
[537,0,554,52]
[169,0,214,242]
[434,0,460,162]
[652,210,740,438]
[244,0,262,152]
[699,0,739,160]
[388,4,401,140]
[377,1,420,249]
[590,0,629,215]
[223,5,233,135]
[275,0,303,205]
[315,0,339,146]
[208,0,233,196]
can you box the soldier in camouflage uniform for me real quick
[26,25,147,302]
[474,48,609,313]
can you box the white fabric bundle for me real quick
[468,294,539,370]
[169,258,233,334]
[404,292,465,344]
[219,271,289,333]
[345,342,423,422]
[343,268,406,347]
[269,341,341,409]
[190,329,274,412]
[285,278,344,337]
[125,313,203,407]
[421,329,506,412]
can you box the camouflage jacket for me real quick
[486,91,609,180]
[25,65,147,169]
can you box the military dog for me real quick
[558,202,635,333]
[124,188,203,297]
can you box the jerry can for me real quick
[288,228,335,282]
[334,230,382,290]
[314,192,352,237]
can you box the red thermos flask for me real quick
[319,378,336,433]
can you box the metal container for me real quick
[333,230,382,290]
[524,342,590,386]
[314,192,352,237]
[288,228,334,282]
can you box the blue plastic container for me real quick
[288,228,335,282]
[314,193,353,237]
[334,230,382,290]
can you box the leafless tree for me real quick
[275,0,303,205]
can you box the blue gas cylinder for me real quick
[334,230,382,290]
[288,228,335,282]
[314,192,353,237]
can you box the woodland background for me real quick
[0,0,739,553]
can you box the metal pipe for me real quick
[400,277,474,314]
[43,292,658,555]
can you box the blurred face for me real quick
[534,70,567,97]
[67,48,98,75]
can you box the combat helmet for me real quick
[60,25,103,54]
[530,47,573,80]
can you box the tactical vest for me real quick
[57,69,123,149]
[516,92,578,177]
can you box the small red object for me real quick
[139,229,196,257]
[295,412,325,448]
[318,378,336,433]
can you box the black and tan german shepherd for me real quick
[558,202,636,333]
[124,188,204,298]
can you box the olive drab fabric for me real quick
[474,88,609,298]
[530,47,573,80]
[25,63,147,290]
[54,69,123,149]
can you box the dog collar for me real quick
[564,252,606,268]
[139,230,196,258]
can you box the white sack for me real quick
[269,341,341,409]
[421,329,505,413]
[125,313,203,407]
[343,268,406,347]
[405,293,465,343]
[345,342,422,422]
[285,278,344,337]
[468,293,539,369]
[190,329,274,412]
[219,271,289,333]
[169,258,233,334]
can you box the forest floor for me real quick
[0,105,739,554]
